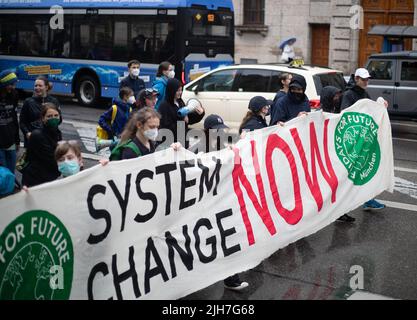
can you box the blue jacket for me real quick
[152,76,168,111]
[119,75,145,98]
[98,98,132,138]
[270,92,310,125]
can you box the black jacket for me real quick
[239,114,268,134]
[320,86,342,113]
[22,126,62,187]
[120,75,145,97]
[341,75,370,110]
[20,95,61,146]
[159,78,204,145]
[270,92,310,125]
[0,89,20,149]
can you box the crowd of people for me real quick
[0,60,387,291]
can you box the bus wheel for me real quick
[75,75,100,107]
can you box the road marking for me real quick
[395,166,417,174]
[394,176,417,199]
[376,199,417,212]
[392,137,417,143]
[81,152,103,161]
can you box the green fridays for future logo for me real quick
[0,211,73,300]
[335,112,381,185]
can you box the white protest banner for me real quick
[0,99,394,300]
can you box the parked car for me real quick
[366,51,417,116]
[182,63,346,129]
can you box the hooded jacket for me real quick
[270,75,310,125]
[20,95,61,146]
[320,86,342,113]
[152,76,168,111]
[340,74,370,110]
[159,78,205,145]
[98,98,133,138]
[0,89,19,149]
[22,125,62,187]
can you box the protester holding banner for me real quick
[158,78,205,148]
[0,70,20,174]
[20,76,61,147]
[270,74,310,125]
[107,107,160,160]
[22,102,62,187]
[320,86,355,222]
[239,96,272,135]
[340,68,386,211]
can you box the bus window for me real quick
[89,20,113,61]
[158,22,175,62]
[113,20,128,61]
[17,19,49,56]
[0,17,17,55]
[130,20,154,63]
[50,27,71,58]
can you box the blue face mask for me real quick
[58,160,80,177]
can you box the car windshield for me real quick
[313,72,346,95]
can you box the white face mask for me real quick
[144,128,158,141]
[167,70,175,79]
[127,96,136,105]
[131,68,140,77]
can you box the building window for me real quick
[244,0,265,25]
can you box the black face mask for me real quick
[291,92,304,103]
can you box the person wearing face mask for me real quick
[109,107,161,161]
[270,74,310,126]
[158,78,205,148]
[239,96,273,135]
[153,61,175,111]
[55,140,83,178]
[98,87,135,141]
[119,60,146,98]
[20,76,61,147]
[21,103,62,187]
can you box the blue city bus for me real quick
[0,0,234,106]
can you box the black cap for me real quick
[289,75,306,91]
[204,114,229,130]
[248,96,273,113]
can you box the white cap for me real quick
[355,68,371,79]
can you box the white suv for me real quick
[182,63,346,129]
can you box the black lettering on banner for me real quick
[193,218,217,264]
[165,225,194,278]
[180,160,197,210]
[135,170,157,223]
[144,237,169,295]
[88,262,112,300]
[155,162,177,216]
[87,185,112,245]
[197,157,222,202]
[107,174,131,232]
[216,209,241,257]
[112,246,141,300]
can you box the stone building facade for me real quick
[233,0,417,74]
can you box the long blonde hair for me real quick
[120,107,161,143]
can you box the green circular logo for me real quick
[335,112,381,185]
[0,210,73,300]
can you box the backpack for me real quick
[96,104,118,140]
[0,166,15,196]
[109,139,142,161]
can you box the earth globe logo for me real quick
[335,112,381,186]
[0,210,73,300]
